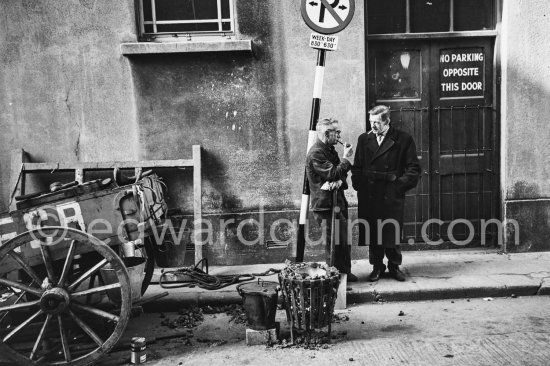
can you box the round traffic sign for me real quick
[301,0,355,35]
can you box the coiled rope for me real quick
[159,259,281,290]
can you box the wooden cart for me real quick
[0,148,202,365]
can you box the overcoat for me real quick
[351,126,421,247]
[306,139,350,213]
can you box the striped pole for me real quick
[296,49,326,263]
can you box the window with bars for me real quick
[368,0,495,35]
[138,0,234,38]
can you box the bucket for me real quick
[236,279,279,330]
[100,257,146,303]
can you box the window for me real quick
[368,0,495,35]
[138,0,234,38]
[375,50,422,100]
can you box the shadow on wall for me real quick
[127,0,292,215]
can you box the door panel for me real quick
[430,39,496,245]
[368,37,498,247]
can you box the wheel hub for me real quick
[40,287,70,314]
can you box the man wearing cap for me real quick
[306,117,358,282]
[351,106,421,282]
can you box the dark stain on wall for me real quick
[505,200,550,252]
[129,0,292,215]
[510,181,541,200]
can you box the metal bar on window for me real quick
[140,0,236,35]
[151,0,157,33]
[449,0,454,32]
[405,0,411,33]
[437,107,442,241]
[477,106,482,238]
[450,107,454,225]
[229,0,235,32]
[413,109,418,240]
[144,19,232,25]
[463,106,467,236]
[139,0,145,35]
[217,0,223,31]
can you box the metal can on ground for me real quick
[130,337,147,364]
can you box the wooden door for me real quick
[368,37,498,247]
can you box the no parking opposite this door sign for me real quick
[301,0,355,35]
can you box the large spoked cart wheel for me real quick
[0,227,131,366]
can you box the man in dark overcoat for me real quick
[306,117,358,281]
[351,105,420,282]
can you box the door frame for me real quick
[363,1,503,247]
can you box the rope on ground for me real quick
[159,258,281,290]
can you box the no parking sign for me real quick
[301,0,355,35]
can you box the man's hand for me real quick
[343,143,354,164]
[321,180,343,191]
[343,143,354,158]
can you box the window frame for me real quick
[367,0,497,40]
[137,0,236,41]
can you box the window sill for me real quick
[120,39,253,55]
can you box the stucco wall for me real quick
[0,0,139,212]
[128,1,365,263]
[0,1,365,263]
[129,1,365,215]
[501,0,550,251]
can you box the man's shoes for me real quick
[388,268,406,282]
[367,268,384,282]
[347,273,358,282]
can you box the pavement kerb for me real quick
[536,278,550,295]
[141,252,550,312]
[142,275,549,312]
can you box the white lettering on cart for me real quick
[23,209,50,249]
[57,202,85,232]
[0,217,19,252]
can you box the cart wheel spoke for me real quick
[0,299,40,314]
[67,258,108,292]
[58,240,77,288]
[71,302,120,322]
[71,283,121,298]
[29,313,52,360]
[8,252,43,285]
[40,242,58,284]
[1,227,131,365]
[57,315,71,362]
[3,309,43,343]
[0,277,42,297]
[0,291,26,325]
[68,310,104,347]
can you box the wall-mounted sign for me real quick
[440,48,485,98]
[309,33,338,51]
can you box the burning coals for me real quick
[279,261,339,281]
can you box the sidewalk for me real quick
[141,250,550,311]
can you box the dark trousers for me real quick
[313,210,352,275]
[369,244,402,271]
